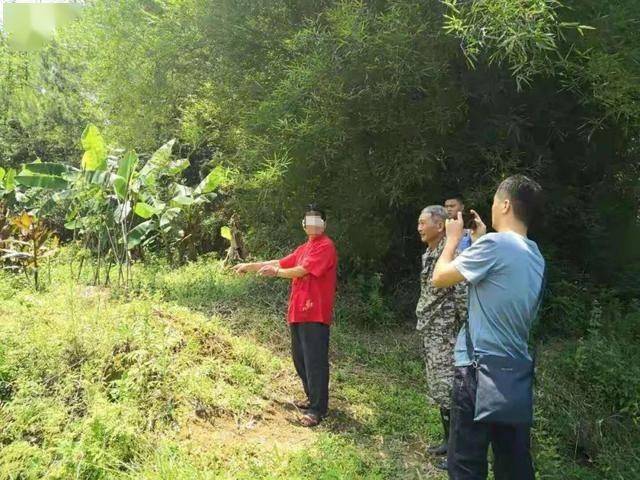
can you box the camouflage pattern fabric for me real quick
[416,236,468,409]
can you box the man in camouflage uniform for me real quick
[416,205,467,470]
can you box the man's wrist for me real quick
[471,230,485,242]
[446,235,462,249]
[442,237,459,260]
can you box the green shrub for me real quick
[535,303,640,477]
[334,273,395,329]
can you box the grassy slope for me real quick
[0,255,638,479]
[0,258,443,480]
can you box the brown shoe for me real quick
[293,399,311,410]
[299,412,321,427]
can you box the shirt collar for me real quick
[308,233,325,243]
[425,236,446,259]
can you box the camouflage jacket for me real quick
[415,237,467,333]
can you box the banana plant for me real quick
[6,124,231,286]
[0,167,17,199]
[1,211,58,290]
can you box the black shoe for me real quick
[436,459,448,471]
[427,442,447,456]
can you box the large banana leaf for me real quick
[5,169,16,191]
[139,139,176,178]
[170,195,195,207]
[113,150,139,200]
[133,202,161,219]
[16,163,68,190]
[167,158,190,176]
[83,170,111,186]
[127,220,156,249]
[114,201,132,224]
[195,165,230,194]
[81,124,108,171]
[21,163,67,176]
[159,207,181,228]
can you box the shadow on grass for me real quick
[147,261,444,477]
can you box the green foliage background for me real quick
[2,0,639,295]
[1,1,639,477]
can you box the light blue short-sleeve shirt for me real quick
[451,231,545,367]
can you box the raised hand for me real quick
[445,212,465,244]
[469,209,487,242]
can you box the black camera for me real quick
[462,211,476,230]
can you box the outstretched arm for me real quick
[257,264,309,279]
[231,260,279,274]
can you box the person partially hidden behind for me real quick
[432,175,545,479]
[416,205,468,471]
[444,193,472,253]
[232,204,337,427]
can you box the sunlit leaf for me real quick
[220,226,232,241]
[81,124,108,171]
[4,169,16,192]
[195,165,230,194]
[170,195,195,207]
[139,139,176,177]
[167,158,190,175]
[133,202,160,219]
[114,150,139,199]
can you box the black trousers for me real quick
[290,322,330,417]
[448,366,535,480]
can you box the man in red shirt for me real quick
[232,205,338,427]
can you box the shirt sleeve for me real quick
[300,242,336,277]
[451,234,499,285]
[279,246,301,269]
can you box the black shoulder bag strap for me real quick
[463,264,547,424]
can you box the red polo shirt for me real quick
[279,234,338,325]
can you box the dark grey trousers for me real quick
[448,366,535,480]
[290,322,330,417]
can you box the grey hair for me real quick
[420,205,448,223]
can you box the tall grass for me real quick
[0,252,637,478]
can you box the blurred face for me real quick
[444,199,464,219]
[303,213,326,236]
[417,213,444,245]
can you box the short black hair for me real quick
[445,193,465,204]
[305,203,326,221]
[496,175,542,226]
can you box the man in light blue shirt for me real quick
[432,175,545,480]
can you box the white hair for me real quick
[420,205,448,223]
